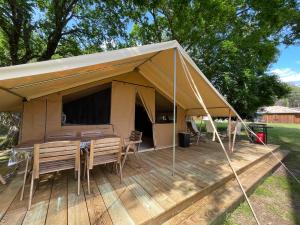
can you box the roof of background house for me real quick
[258,106,300,114]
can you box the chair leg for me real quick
[119,163,123,183]
[111,163,114,173]
[20,157,29,201]
[87,161,90,195]
[114,162,119,175]
[212,131,216,141]
[0,175,6,185]
[121,152,128,169]
[28,173,34,210]
[77,169,80,195]
[83,159,87,180]
[87,169,90,194]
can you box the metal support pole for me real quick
[172,48,177,176]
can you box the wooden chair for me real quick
[46,131,77,141]
[85,137,122,194]
[121,130,142,168]
[27,140,81,209]
[205,121,227,141]
[81,130,103,138]
[228,121,242,136]
[187,121,202,144]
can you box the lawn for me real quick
[223,123,300,225]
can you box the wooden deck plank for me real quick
[162,149,285,225]
[131,173,176,210]
[22,176,53,225]
[150,168,199,199]
[0,175,23,221]
[0,180,31,225]
[0,142,281,225]
[170,151,287,225]
[142,172,186,203]
[141,153,171,170]
[67,173,90,225]
[45,173,68,225]
[125,177,164,217]
[94,168,135,225]
[82,173,113,225]
[103,167,161,225]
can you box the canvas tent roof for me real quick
[0,40,235,116]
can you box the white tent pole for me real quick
[172,48,177,176]
[231,121,238,152]
[178,52,261,225]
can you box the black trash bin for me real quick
[178,132,190,148]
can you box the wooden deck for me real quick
[0,140,283,225]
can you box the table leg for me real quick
[0,175,6,185]
[20,157,29,200]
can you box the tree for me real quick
[276,85,300,107]
[0,0,129,66]
[127,0,299,117]
[0,0,299,123]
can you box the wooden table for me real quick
[12,134,119,181]
[14,134,118,152]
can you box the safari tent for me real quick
[0,41,289,225]
[0,40,235,149]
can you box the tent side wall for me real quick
[20,71,187,148]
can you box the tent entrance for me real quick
[135,94,154,150]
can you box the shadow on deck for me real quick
[0,140,284,225]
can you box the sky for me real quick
[270,45,300,86]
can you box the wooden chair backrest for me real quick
[228,121,242,135]
[187,121,199,135]
[129,130,143,142]
[205,121,216,133]
[81,129,102,138]
[33,140,80,179]
[89,137,122,169]
[46,131,77,141]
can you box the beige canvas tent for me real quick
[0,40,236,149]
[1,41,290,224]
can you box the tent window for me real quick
[62,84,111,125]
[155,91,176,123]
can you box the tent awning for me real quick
[0,40,235,116]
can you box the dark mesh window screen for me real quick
[155,91,176,123]
[63,87,111,125]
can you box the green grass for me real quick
[195,120,232,132]
[253,184,273,197]
[223,122,300,225]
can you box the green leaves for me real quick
[127,0,298,117]
[0,0,298,117]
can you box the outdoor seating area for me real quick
[0,139,282,225]
[5,129,145,211]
